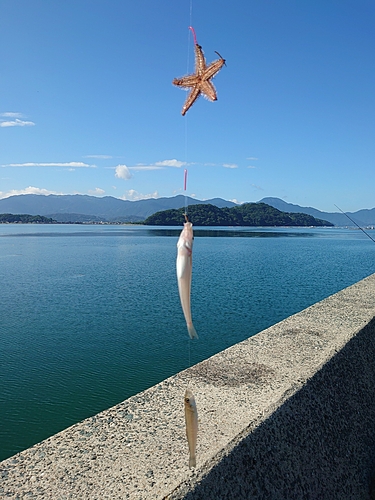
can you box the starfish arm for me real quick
[202,58,225,81]
[181,86,201,116]
[200,80,217,101]
[194,44,207,76]
[173,75,200,89]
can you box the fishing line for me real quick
[184,7,193,221]
[334,204,375,244]
[180,1,199,471]
[184,128,189,219]
[186,0,193,370]
[184,169,188,216]
[188,336,191,367]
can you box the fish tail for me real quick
[187,323,198,339]
[189,455,196,468]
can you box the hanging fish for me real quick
[176,217,198,339]
[173,26,225,116]
[184,388,198,468]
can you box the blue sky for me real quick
[1,0,374,212]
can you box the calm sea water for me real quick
[1,224,374,462]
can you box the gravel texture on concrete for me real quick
[1,273,375,499]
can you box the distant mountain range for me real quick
[0,194,237,223]
[259,197,375,227]
[0,193,374,226]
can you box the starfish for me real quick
[173,28,225,116]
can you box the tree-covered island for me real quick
[0,214,57,224]
[143,203,333,227]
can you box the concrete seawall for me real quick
[2,273,375,499]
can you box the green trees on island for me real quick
[0,214,56,224]
[143,203,333,227]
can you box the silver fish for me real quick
[184,388,198,468]
[176,221,198,339]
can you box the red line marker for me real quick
[189,26,197,45]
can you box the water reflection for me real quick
[145,228,315,238]
[1,225,321,239]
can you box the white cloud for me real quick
[115,164,132,180]
[2,162,94,168]
[120,189,159,201]
[0,186,62,199]
[223,163,238,169]
[0,118,35,127]
[229,198,240,204]
[1,112,24,118]
[247,165,256,169]
[247,157,258,161]
[110,159,187,172]
[126,159,186,170]
[155,159,186,168]
[88,187,105,196]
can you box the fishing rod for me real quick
[334,204,375,245]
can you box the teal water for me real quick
[1,224,374,462]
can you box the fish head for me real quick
[184,388,196,412]
[177,222,194,252]
[183,222,194,240]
